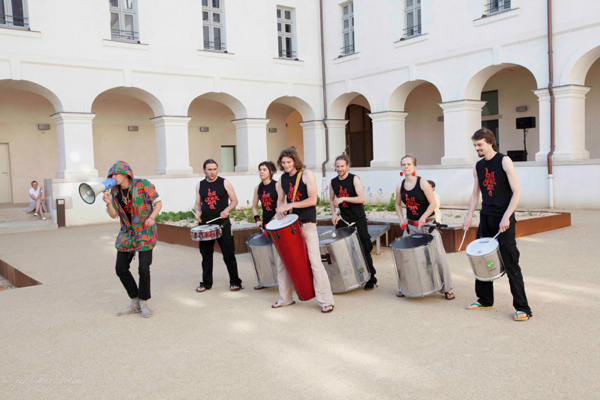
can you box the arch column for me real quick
[533,89,551,162]
[369,111,408,167]
[553,85,591,161]
[300,121,326,170]
[439,100,486,165]
[232,118,269,172]
[51,112,98,178]
[325,119,348,168]
[151,116,193,175]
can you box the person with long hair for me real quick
[394,155,455,300]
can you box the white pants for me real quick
[407,224,454,293]
[276,222,335,308]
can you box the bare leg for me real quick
[35,199,43,219]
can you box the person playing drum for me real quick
[272,147,335,313]
[394,155,455,300]
[329,153,377,291]
[463,128,532,321]
[194,159,243,293]
[251,160,278,290]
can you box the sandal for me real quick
[321,305,334,313]
[466,302,493,310]
[254,284,266,290]
[230,285,243,291]
[195,283,210,293]
[514,311,531,321]
[444,292,456,300]
[396,291,405,298]
[272,301,296,308]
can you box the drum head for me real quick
[466,237,499,256]
[247,233,273,247]
[266,214,298,231]
[194,224,219,232]
[318,227,354,245]
[391,234,434,249]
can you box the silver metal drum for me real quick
[466,237,506,281]
[318,227,370,293]
[246,233,278,287]
[391,234,442,297]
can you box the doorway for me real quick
[345,105,373,167]
[482,120,500,151]
[221,145,236,173]
[0,143,12,203]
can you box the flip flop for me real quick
[272,301,296,309]
[230,285,244,291]
[514,311,531,321]
[321,305,334,313]
[466,302,493,310]
[396,292,405,298]
[254,285,266,290]
[445,292,456,300]
[195,283,210,293]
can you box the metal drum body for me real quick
[246,233,278,287]
[466,238,506,281]
[318,227,370,293]
[266,214,315,301]
[391,234,442,297]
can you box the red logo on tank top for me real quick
[405,194,419,216]
[205,189,219,209]
[338,187,349,208]
[261,191,274,211]
[483,168,496,197]
[287,182,302,202]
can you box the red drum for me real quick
[266,214,315,301]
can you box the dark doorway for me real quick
[345,104,373,167]
[482,120,499,151]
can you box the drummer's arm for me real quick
[329,181,338,224]
[251,185,260,216]
[194,182,202,221]
[291,169,318,209]
[344,176,365,204]
[222,180,238,217]
[500,156,522,232]
[463,167,480,230]
[420,179,437,225]
[275,181,286,220]
[394,184,407,228]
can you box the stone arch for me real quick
[329,90,375,120]
[261,95,316,122]
[0,79,65,112]
[184,92,247,119]
[86,86,165,116]
[560,39,600,86]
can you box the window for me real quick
[341,2,354,56]
[481,90,499,116]
[110,0,139,42]
[0,0,28,29]
[221,146,236,173]
[404,0,421,38]
[277,7,296,59]
[486,0,511,15]
[203,0,226,52]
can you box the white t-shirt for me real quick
[29,187,41,199]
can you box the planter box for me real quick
[0,259,41,288]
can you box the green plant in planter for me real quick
[386,192,396,212]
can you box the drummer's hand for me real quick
[220,210,229,219]
[256,221,263,228]
[462,216,472,231]
[276,203,291,213]
[276,211,286,220]
[417,216,426,230]
[195,212,201,222]
[331,214,338,225]
[499,216,510,233]
[333,197,344,207]
[103,192,112,204]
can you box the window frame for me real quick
[341,1,355,56]
[0,0,30,30]
[486,0,511,16]
[404,0,422,39]
[109,0,139,43]
[277,6,297,60]
[203,0,227,52]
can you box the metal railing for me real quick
[341,44,355,56]
[110,29,139,42]
[203,41,227,52]
[278,50,297,59]
[0,14,29,28]
[485,0,511,15]
[403,24,422,39]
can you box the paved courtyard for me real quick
[0,211,599,399]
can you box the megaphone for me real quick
[79,178,117,204]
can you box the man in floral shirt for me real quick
[103,161,162,318]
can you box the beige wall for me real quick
[585,58,600,159]
[481,67,539,161]
[0,88,58,203]
[92,93,157,176]
[188,99,236,174]
[405,83,444,165]
[266,104,304,164]
[286,111,304,160]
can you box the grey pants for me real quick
[407,224,454,293]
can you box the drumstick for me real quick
[457,229,468,252]
[205,216,221,224]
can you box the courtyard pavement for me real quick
[0,211,599,399]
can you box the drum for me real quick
[466,237,506,281]
[246,232,278,287]
[266,214,315,301]
[318,227,370,293]
[391,234,442,297]
[190,224,222,241]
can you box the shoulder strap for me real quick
[289,169,304,214]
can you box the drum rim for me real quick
[246,232,273,246]
[318,227,355,245]
[466,237,500,256]
[390,234,434,250]
[265,213,299,231]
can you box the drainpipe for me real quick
[546,0,555,209]
[319,0,330,190]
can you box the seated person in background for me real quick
[24,181,47,220]
[428,180,442,223]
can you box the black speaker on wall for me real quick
[516,117,536,130]
[507,150,527,162]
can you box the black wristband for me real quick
[254,215,260,222]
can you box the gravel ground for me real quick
[0,275,15,290]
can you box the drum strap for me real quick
[289,169,304,214]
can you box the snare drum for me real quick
[318,227,370,293]
[266,214,315,301]
[391,234,442,297]
[246,232,278,287]
[190,224,223,241]
[466,237,506,281]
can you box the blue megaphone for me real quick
[78,178,117,204]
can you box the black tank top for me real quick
[331,173,366,222]
[280,170,316,223]
[258,180,278,224]
[476,152,513,217]
[199,177,229,220]
[401,177,429,221]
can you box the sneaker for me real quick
[116,298,141,316]
[34,213,38,216]
[42,217,47,220]
[140,301,152,318]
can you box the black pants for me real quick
[115,250,152,301]
[199,218,242,288]
[337,217,377,284]
[475,214,531,314]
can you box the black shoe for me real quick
[364,281,378,291]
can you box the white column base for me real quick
[369,111,408,168]
[324,119,348,169]
[152,116,193,176]
[301,121,326,170]
[233,118,269,172]
[51,112,99,179]
[439,100,487,166]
